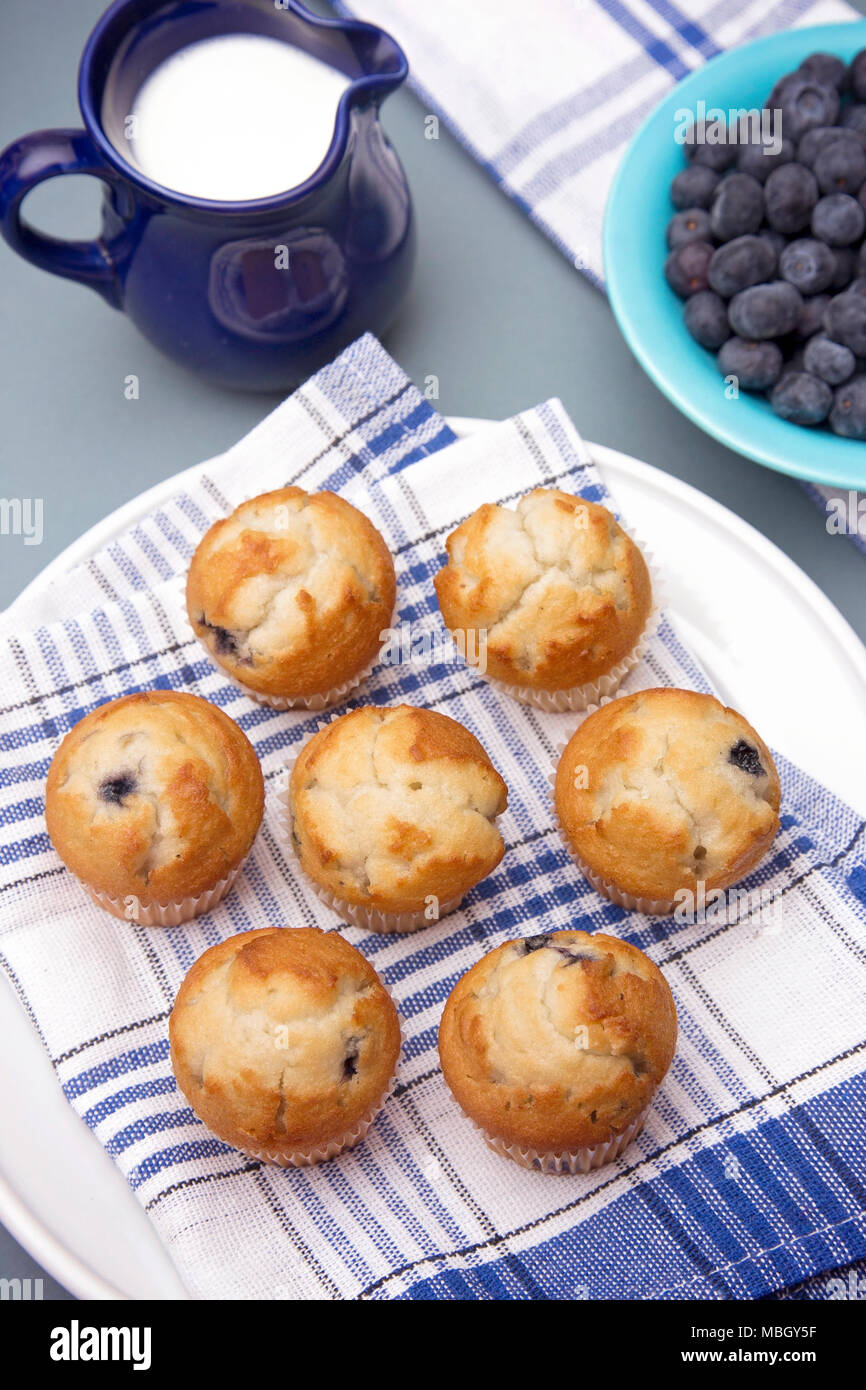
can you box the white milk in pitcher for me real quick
[128,33,351,201]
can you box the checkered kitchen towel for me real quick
[333,0,866,547]
[1,335,865,1301]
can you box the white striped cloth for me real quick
[332,0,865,546]
[0,335,864,1300]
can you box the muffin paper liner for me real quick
[453,526,662,714]
[273,764,463,934]
[549,729,678,916]
[228,1014,403,1168]
[479,1107,650,1175]
[194,602,398,712]
[79,858,248,928]
[305,880,464,935]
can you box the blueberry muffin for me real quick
[438,930,677,1173]
[555,688,781,914]
[45,691,264,925]
[186,487,396,708]
[288,704,508,932]
[434,488,653,710]
[170,927,401,1165]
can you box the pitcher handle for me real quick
[0,129,125,307]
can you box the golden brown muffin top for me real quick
[438,930,677,1153]
[45,690,264,905]
[186,487,396,699]
[289,704,508,915]
[555,688,781,906]
[170,927,401,1156]
[434,488,651,692]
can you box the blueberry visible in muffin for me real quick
[439,930,677,1166]
[45,691,264,920]
[186,487,396,704]
[98,771,137,806]
[728,739,766,776]
[170,927,401,1164]
[555,688,781,912]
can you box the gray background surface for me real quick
[0,0,863,1299]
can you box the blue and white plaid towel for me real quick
[334,0,865,548]
[0,335,864,1300]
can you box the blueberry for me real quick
[764,162,819,233]
[342,1039,360,1081]
[797,126,836,168]
[811,192,866,246]
[772,72,839,140]
[829,374,866,437]
[99,772,137,806]
[825,290,866,356]
[667,207,713,249]
[779,238,836,294]
[770,370,833,424]
[736,136,795,182]
[841,103,866,139]
[803,332,856,384]
[665,240,714,297]
[692,144,738,172]
[671,164,720,210]
[813,138,866,195]
[830,246,857,290]
[684,290,731,349]
[860,243,866,278]
[717,337,783,390]
[728,281,803,338]
[796,293,831,339]
[798,125,866,169]
[728,740,766,776]
[200,615,240,657]
[708,235,776,296]
[710,172,764,240]
[686,120,738,170]
[849,277,866,297]
[850,50,866,102]
[522,934,551,953]
[798,53,849,93]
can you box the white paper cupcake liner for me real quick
[452,525,663,713]
[79,858,247,927]
[273,762,462,934]
[194,603,398,712]
[480,1107,650,1175]
[236,1017,402,1168]
[550,730,678,917]
[306,879,464,935]
[488,645,644,713]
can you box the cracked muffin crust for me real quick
[438,930,677,1168]
[45,691,264,923]
[186,487,396,706]
[288,704,508,929]
[433,488,652,705]
[555,688,781,912]
[169,927,401,1165]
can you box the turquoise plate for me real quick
[604,21,866,490]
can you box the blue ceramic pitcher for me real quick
[0,0,415,390]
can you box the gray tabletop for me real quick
[1,0,864,1300]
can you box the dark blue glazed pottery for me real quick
[0,0,415,390]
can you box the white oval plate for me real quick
[2,418,865,1301]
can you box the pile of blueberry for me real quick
[665,48,866,439]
